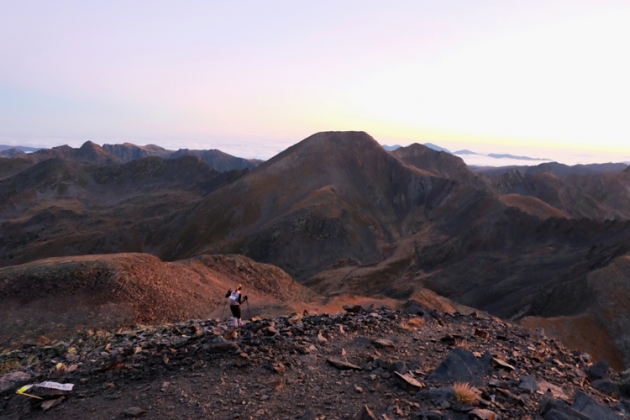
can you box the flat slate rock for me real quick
[357,405,378,420]
[469,408,499,420]
[491,357,514,371]
[393,371,424,392]
[123,407,147,418]
[326,358,362,370]
[372,338,396,350]
[538,380,569,401]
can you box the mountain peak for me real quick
[77,141,119,163]
[423,143,451,153]
[392,143,482,186]
[259,131,382,172]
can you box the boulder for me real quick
[571,392,623,420]
[591,379,620,399]
[586,360,610,381]
[518,376,540,392]
[402,299,427,316]
[540,397,591,420]
[0,371,31,394]
[427,348,491,387]
[388,361,408,375]
[343,304,363,314]
[417,386,456,405]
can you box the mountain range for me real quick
[382,143,552,164]
[2,132,630,370]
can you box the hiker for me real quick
[225,285,247,328]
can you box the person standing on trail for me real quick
[225,285,247,328]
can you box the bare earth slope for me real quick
[0,253,315,349]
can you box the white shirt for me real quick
[229,291,241,306]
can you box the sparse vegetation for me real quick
[454,382,478,405]
[407,317,425,327]
[454,337,469,349]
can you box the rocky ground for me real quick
[1,303,629,420]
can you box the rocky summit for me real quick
[2,305,630,419]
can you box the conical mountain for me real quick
[155,131,481,279]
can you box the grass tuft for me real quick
[454,382,478,405]
[407,317,425,327]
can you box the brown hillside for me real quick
[499,194,569,220]
[564,170,630,217]
[0,253,316,349]
[491,170,620,219]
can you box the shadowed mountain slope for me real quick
[0,148,25,158]
[487,168,630,220]
[473,161,629,177]
[306,207,630,368]
[102,143,173,162]
[103,142,263,172]
[21,141,120,165]
[6,141,263,174]
[0,156,248,268]
[170,148,262,172]
[489,170,621,219]
[154,131,492,280]
[563,170,630,216]
[0,158,35,180]
[392,143,485,187]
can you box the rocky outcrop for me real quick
[1,307,628,419]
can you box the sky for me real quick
[1,1,630,165]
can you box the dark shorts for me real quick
[230,305,241,318]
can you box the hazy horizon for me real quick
[5,135,629,168]
[2,1,630,165]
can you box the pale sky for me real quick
[1,1,629,164]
